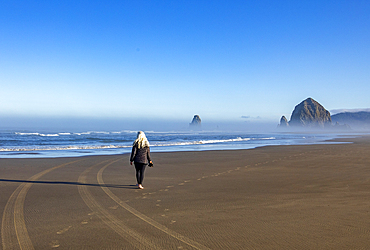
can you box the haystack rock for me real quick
[289,98,332,128]
[189,115,201,127]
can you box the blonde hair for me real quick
[133,131,150,148]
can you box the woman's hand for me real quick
[130,161,133,165]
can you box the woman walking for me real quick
[130,131,153,189]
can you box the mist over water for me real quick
[0,115,278,133]
[0,115,361,158]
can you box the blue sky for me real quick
[1,1,370,130]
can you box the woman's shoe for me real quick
[138,184,144,189]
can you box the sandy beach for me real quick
[1,135,370,249]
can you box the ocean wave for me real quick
[39,133,59,137]
[15,132,40,136]
[150,137,269,146]
[2,134,277,153]
[15,132,60,137]
[0,145,133,152]
[200,137,250,144]
[13,130,208,137]
[0,137,253,152]
[15,132,59,136]
[15,131,121,136]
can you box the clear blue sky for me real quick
[1,1,370,130]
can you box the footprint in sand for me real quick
[49,240,60,248]
[109,205,119,210]
[57,226,72,235]
[81,220,89,225]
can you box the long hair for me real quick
[133,131,150,149]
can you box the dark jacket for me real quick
[130,145,151,164]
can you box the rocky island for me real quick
[288,97,332,128]
[279,97,349,130]
[189,115,201,128]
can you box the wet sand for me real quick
[1,136,370,249]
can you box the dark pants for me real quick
[134,162,147,185]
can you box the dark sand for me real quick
[1,136,370,249]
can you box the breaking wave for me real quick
[4,128,342,159]
[0,136,276,152]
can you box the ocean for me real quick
[0,129,354,158]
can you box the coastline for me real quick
[1,135,370,249]
[0,130,362,159]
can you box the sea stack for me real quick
[289,97,332,128]
[279,116,289,127]
[189,115,201,128]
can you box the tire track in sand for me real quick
[1,159,82,250]
[78,158,163,250]
[97,163,211,250]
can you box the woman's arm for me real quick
[130,145,137,164]
[147,147,152,163]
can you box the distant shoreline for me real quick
[0,132,365,159]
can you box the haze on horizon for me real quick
[1,1,370,132]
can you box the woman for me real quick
[130,131,153,189]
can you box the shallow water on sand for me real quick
[0,129,357,158]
